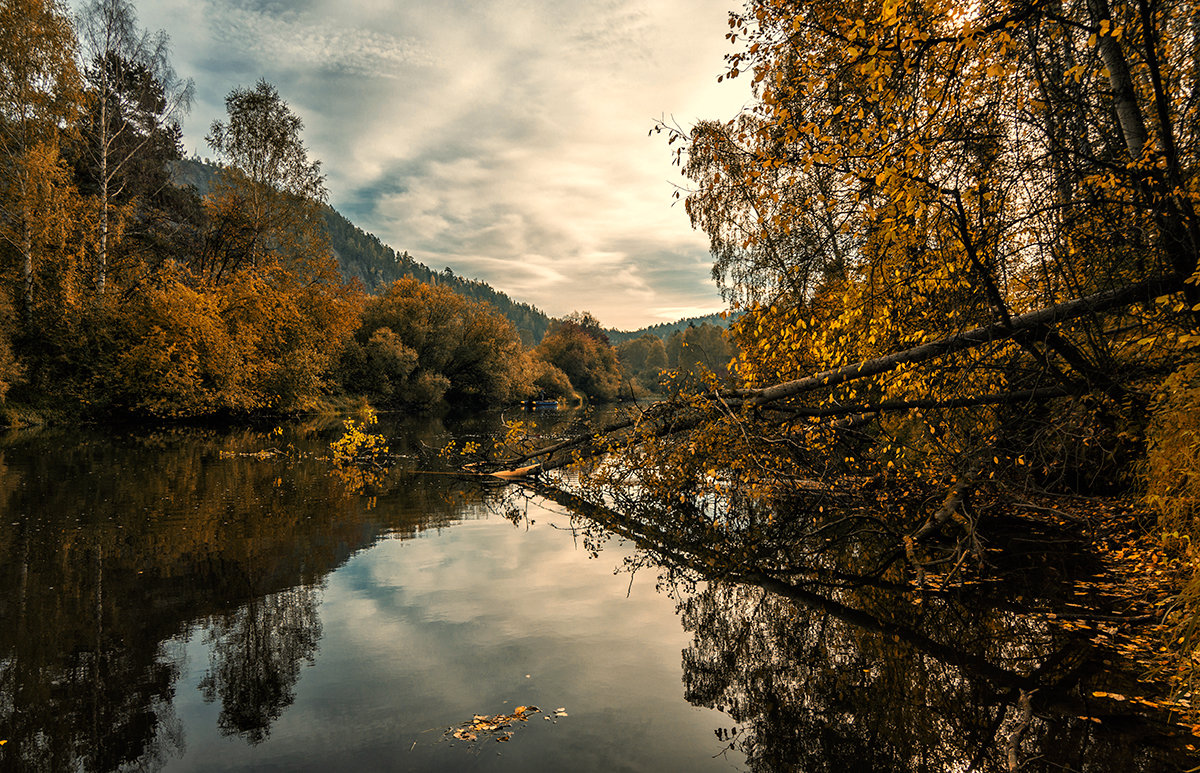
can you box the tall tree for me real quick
[75,0,194,294]
[0,0,84,322]
[200,80,331,285]
[682,0,1199,350]
[656,0,1200,474]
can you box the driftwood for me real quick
[489,464,542,481]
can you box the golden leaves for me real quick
[446,705,560,746]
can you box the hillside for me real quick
[171,159,732,346]
[171,158,552,344]
[606,312,733,343]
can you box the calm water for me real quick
[0,413,1196,772]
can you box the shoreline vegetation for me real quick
[4,0,1200,760]
[0,0,725,428]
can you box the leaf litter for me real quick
[445,705,565,746]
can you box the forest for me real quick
[0,0,699,421]
[481,0,1200,734]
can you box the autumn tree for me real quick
[616,333,668,395]
[529,358,577,401]
[58,79,358,418]
[641,0,1200,488]
[200,80,331,285]
[665,323,734,381]
[0,0,85,323]
[535,312,623,403]
[74,0,193,294]
[337,278,532,408]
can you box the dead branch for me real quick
[911,463,983,544]
[1005,689,1035,771]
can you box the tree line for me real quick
[0,0,733,421]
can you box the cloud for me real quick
[123,0,750,328]
[201,1,432,79]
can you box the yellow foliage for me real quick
[330,411,387,466]
[1146,362,1200,533]
[88,261,360,418]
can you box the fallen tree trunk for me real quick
[771,385,1075,419]
[498,273,1182,472]
[729,273,1182,406]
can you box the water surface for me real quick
[0,416,739,771]
[0,413,1195,772]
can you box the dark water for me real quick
[0,413,1195,772]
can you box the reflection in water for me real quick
[0,410,1194,772]
[0,418,479,771]
[521,480,1198,772]
[680,582,1182,772]
[198,585,322,744]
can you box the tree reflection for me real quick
[0,534,186,772]
[0,419,486,771]
[199,585,322,743]
[681,580,1193,772]
[517,481,1197,772]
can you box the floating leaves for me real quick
[445,705,546,746]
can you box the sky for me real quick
[113,0,752,330]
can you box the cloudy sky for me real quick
[116,0,751,329]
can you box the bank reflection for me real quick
[0,420,483,771]
[522,481,1197,773]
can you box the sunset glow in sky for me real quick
[119,0,751,329]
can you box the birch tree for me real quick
[0,0,84,321]
[76,0,193,294]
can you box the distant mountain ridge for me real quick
[606,312,733,344]
[171,158,724,345]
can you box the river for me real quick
[0,411,1194,771]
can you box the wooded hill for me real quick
[173,158,726,347]
[172,158,554,345]
[606,312,735,343]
